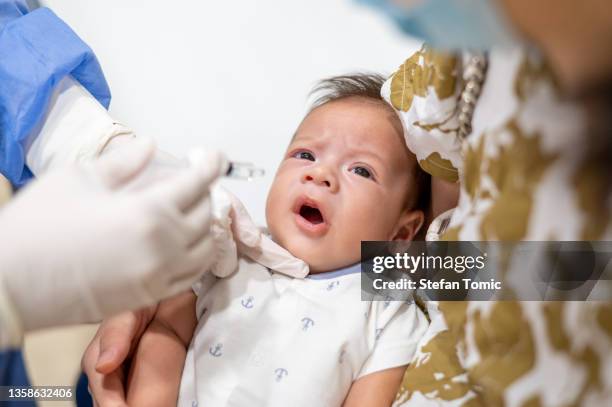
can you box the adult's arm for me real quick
[0,0,110,187]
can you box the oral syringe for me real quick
[225,161,266,180]
[188,149,265,181]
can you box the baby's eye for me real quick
[351,166,373,179]
[292,150,315,161]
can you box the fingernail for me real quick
[97,348,116,367]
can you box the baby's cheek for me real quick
[265,190,286,241]
[341,201,392,241]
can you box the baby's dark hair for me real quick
[308,73,431,215]
[309,73,389,110]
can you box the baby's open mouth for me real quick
[293,196,329,236]
[299,204,324,225]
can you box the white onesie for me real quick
[178,257,428,406]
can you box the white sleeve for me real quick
[25,75,135,175]
[357,300,429,379]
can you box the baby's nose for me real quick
[302,167,338,192]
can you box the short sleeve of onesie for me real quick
[358,300,429,379]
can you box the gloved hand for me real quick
[0,137,227,339]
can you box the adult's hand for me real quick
[82,307,157,407]
[0,138,227,339]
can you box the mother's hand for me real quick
[82,305,158,407]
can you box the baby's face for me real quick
[266,97,422,273]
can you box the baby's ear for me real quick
[391,210,424,241]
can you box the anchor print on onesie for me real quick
[274,368,288,382]
[209,343,223,357]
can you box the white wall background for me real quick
[43,0,420,225]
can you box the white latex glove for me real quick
[26,75,184,185]
[26,76,130,174]
[0,138,227,344]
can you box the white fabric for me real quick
[0,140,227,334]
[380,74,463,177]
[209,186,309,279]
[179,251,427,406]
[379,48,464,183]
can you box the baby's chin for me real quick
[272,233,357,274]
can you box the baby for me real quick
[125,74,430,407]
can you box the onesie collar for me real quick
[305,262,362,280]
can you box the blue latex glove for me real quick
[0,0,111,187]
